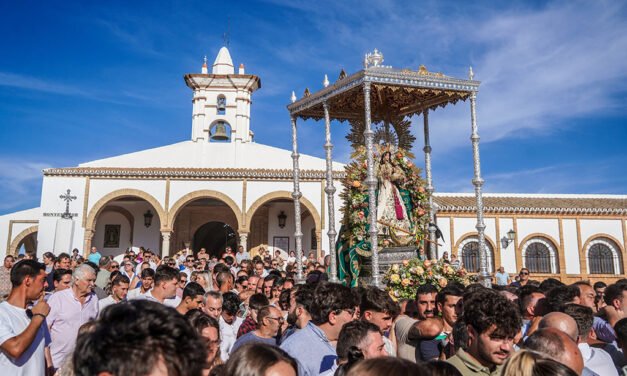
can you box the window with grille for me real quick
[461,241,480,272]
[525,242,552,273]
[459,239,494,273]
[588,243,616,274]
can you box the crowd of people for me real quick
[1,245,627,376]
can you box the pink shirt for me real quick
[47,288,99,368]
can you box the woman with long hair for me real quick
[185,309,223,375]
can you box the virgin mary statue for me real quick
[376,151,413,245]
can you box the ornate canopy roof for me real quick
[287,63,480,122]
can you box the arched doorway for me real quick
[169,193,241,257]
[92,198,162,257]
[8,226,38,256]
[86,192,164,257]
[193,221,238,257]
[246,193,321,258]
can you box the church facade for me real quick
[0,47,343,260]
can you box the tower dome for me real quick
[212,47,234,74]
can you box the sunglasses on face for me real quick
[520,272,529,275]
[111,265,119,269]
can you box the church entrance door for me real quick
[169,195,240,257]
[193,221,237,258]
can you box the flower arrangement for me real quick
[384,258,475,300]
[338,145,430,256]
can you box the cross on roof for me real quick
[59,189,77,219]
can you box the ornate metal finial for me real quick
[323,74,329,88]
[469,66,474,80]
[365,48,384,68]
[418,65,429,75]
[59,189,77,219]
[304,88,311,98]
[338,69,347,80]
[291,91,297,103]
[203,55,207,64]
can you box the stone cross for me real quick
[60,189,77,219]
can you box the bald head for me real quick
[525,328,584,375]
[538,312,578,341]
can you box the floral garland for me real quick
[384,258,475,300]
[339,146,430,255]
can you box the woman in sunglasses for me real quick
[122,261,140,289]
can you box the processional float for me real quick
[287,49,490,288]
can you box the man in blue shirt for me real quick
[281,282,358,376]
[231,305,281,353]
[87,247,102,265]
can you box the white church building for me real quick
[1,47,626,284]
[1,47,343,261]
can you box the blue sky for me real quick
[1,0,626,215]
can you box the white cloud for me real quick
[259,1,627,153]
[0,72,89,96]
[0,158,50,213]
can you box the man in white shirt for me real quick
[0,260,51,376]
[235,245,250,264]
[99,274,130,311]
[140,266,180,308]
[495,266,511,286]
[219,292,243,361]
[563,303,618,376]
[127,268,154,300]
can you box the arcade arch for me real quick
[246,191,322,258]
[84,189,165,257]
[168,191,241,256]
[8,225,38,257]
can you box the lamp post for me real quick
[501,229,516,249]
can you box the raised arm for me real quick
[0,299,50,359]
[408,317,443,340]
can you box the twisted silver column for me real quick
[423,109,437,260]
[290,115,305,283]
[363,82,380,287]
[469,92,491,288]
[323,101,339,282]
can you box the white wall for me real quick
[498,218,517,273]
[87,179,167,211]
[169,180,243,215]
[93,211,132,256]
[562,219,581,274]
[580,219,623,246]
[92,201,162,257]
[516,218,560,246]
[37,176,87,255]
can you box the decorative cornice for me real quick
[436,205,627,216]
[434,195,627,216]
[43,167,346,181]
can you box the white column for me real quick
[363,81,380,287]
[290,115,305,283]
[239,233,248,251]
[323,101,338,283]
[161,231,171,257]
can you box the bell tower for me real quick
[184,47,261,143]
